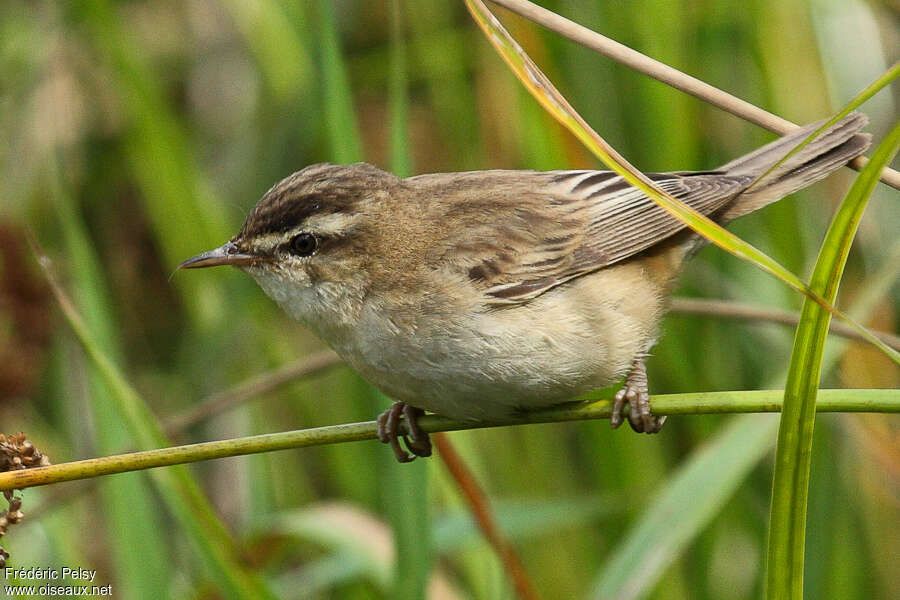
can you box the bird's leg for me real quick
[610,355,666,434]
[401,404,432,457]
[377,402,412,462]
[376,401,432,463]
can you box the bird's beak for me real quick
[178,241,263,269]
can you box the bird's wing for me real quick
[420,170,750,306]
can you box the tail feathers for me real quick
[718,112,870,222]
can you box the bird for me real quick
[180,113,869,462]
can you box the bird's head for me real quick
[179,162,404,327]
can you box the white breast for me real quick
[327,261,665,420]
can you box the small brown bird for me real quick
[181,114,869,462]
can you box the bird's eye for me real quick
[289,232,318,256]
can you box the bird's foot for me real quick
[376,401,432,463]
[610,356,666,434]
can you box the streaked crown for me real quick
[238,162,398,241]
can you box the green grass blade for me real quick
[462,0,899,364]
[33,247,278,600]
[389,0,412,178]
[590,415,778,600]
[382,456,431,600]
[316,0,364,163]
[220,0,312,102]
[766,119,900,600]
[376,392,431,600]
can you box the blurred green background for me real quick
[1,0,898,598]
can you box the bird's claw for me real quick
[376,401,432,462]
[610,357,666,434]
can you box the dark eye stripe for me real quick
[239,163,397,239]
[242,194,334,237]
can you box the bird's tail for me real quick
[717,113,870,222]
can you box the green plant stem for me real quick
[766,119,900,599]
[2,389,896,492]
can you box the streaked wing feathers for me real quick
[416,170,750,305]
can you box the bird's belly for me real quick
[335,269,664,420]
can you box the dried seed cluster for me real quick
[0,433,51,568]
